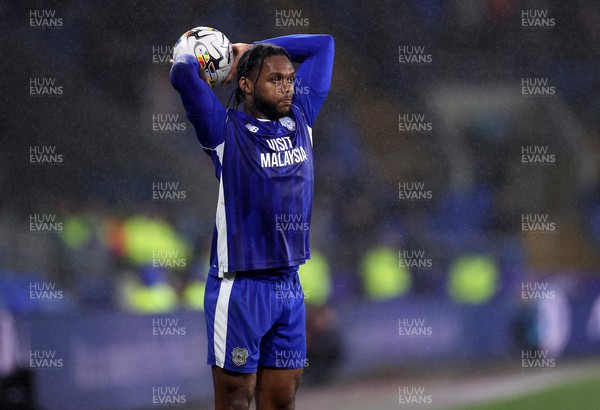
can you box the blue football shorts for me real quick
[204,269,307,373]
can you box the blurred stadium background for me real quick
[2,0,600,409]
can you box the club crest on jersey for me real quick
[231,347,249,366]
[245,123,259,133]
[279,116,296,131]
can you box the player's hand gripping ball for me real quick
[173,27,233,86]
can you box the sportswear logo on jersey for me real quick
[245,123,259,133]
[279,116,296,131]
[231,347,249,366]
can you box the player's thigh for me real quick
[212,365,257,410]
[255,367,303,410]
[205,272,273,373]
[258,273,307,369]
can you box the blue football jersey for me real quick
[209,104,314,274]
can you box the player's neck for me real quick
[243,104,272,121]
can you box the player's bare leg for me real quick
[255,367,303,410]
[212,366,256,410]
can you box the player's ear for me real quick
[239,77,253,95]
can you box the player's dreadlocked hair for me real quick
[227,43,292,109]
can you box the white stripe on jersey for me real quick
[214,272,236,367]
[214,142,228,276]
[215,141,225,164]
[307,125,313,147]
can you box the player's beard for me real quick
[253,92,292,120]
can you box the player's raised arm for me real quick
[259,34,334,94]
[170,54,226,150]
[257,34,334,125]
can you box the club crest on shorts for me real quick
[231,347,249,366]
[279,116,296,131]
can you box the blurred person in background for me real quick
[0,309,35,410]
[119,266,178,314]
[298,250,343,385]
[361,246,412,301]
